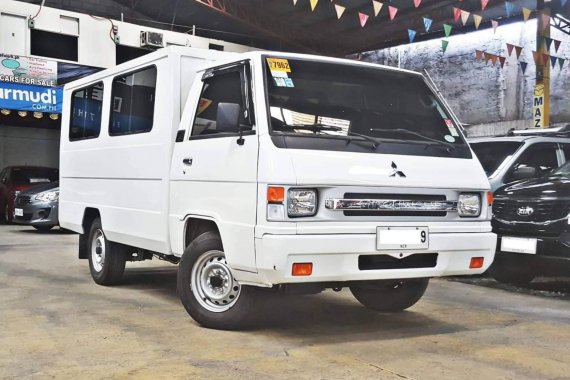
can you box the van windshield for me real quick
[264,56,471,159]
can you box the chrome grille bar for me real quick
[324,199,457,212]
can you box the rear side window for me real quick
[70,82,104,141]
[109,66,157,136]
[505,142,559,182]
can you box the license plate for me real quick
[14,208,23,217]
[500,236,537,254]
[377,227,429,250]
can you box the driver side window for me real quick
[506,143,558,183]
[190,69,251,138]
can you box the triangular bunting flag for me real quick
[520,61,528,73]
[554,39,561,52]
[550,55,558,68]
[484,52,492,64]
[453,7,461,23]
[388,6,398,20]
[473,14,482,29]
[460,10,470,25]
[372,0,383,16]
[559,58,566,70]
[522,7,531,21]
[334,4,345,19]
[481,0,490,10]
[514,46,523,59]
[309,0,318,11]
[543,53,550,65]
[545,37,553,51]
[505,2,514,18]
[423,17,433,32]
[490,54,498,65]
[442,40,449,53]
[532,51,542,65]
[443,23,452,37]
[491,19,499,33]
[414,0,422,8]
[499,56,506,68]
[475,50,484,61]
[408,29,417,43]
[359,12,369,27]
[506,43,514,56]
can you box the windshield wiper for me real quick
[345,131,380,149]
[276,123,380,150]
[369,128,456,152]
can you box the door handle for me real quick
[182,157,193,166]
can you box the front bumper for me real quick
[13,202,59,226]
[254,232,496,285]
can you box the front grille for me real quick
[16,195,32,205]
[343,193,447,217]
[359,253,438,270]
[493,199,570,223]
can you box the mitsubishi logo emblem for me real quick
[389,162,406,178]
[517,206,534,216]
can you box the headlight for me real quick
[287,189,317,217]
[35,190,59,202]
[458,193,481,217]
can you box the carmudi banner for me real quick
[0,81,62,113]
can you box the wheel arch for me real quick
[184,216,221,250]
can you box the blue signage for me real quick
[0,81,62,113]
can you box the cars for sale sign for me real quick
[0,53,57,87]
[0,81,62,113]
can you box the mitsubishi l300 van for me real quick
[60,47,496,329]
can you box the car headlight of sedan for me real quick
[35,190,59,202]
[458,193,481,217]
[287,189,317,217]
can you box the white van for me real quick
[60,47,496,329]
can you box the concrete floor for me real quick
[1,225,570,379]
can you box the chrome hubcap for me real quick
[191,250,241,313]
[91,229,105,272]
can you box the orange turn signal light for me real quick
[267,186,285,204]
[487,191,494,206]
[470,257,484,269]
[292,263,313,276]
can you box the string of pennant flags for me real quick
[291,0,568,59]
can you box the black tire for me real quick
[33,225,54,232]
[87,217,126,285]
[350,278,429,312]
[177,231,257,330]
[488,261,535,286]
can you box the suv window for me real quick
[70,82,104,141]
[190,68,253,138]
[559,143,570,163]
[505,142,559,182]
[109,65,157,136]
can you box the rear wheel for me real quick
[177,231,257,330]
[350,278,429,312]
[33,225,54,232]
[88,217,126,285]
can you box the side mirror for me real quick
[510,166,538,182]
[216,102,241,134]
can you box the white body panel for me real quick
[61,50,496,287]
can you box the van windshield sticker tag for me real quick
[444,118,459,137]
[266,58,291,73]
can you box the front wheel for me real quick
[177,231,257,330]
[350,278,429,312]
[88,217,126,285]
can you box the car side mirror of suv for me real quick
[510,166,538,182]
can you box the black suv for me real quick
[490,161,570,285]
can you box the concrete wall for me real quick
[0,126,60,170]
[358,20,570,136]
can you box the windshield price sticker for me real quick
[444,119,459,137]
[266,58,291,72]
